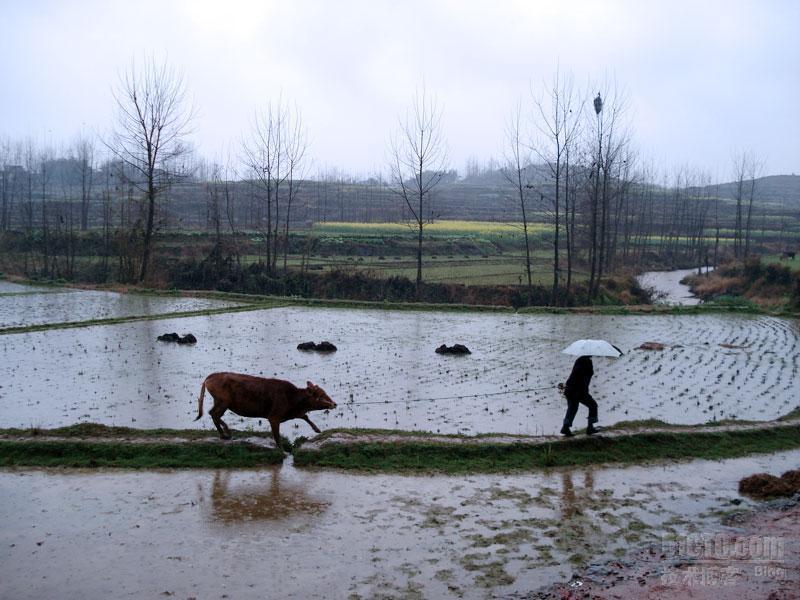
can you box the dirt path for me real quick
[300,417,800,451]
[530,495,800,599]
[3,416,797,453]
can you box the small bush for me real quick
[739,470,800,499]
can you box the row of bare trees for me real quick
[497,74,635,301]
[241,98,308,273]
[1,58,313,283]
[493,71,767,302]
[2,57,770,297]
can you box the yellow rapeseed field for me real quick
[312,220,550,236]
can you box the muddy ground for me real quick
[2,450,799,599]
[533,496,799,599]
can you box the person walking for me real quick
[559,355,599,437]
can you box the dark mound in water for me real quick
[157,332,197,345]
[637,341,665,351]
[297,341,337,352]
[739,469,800,499]
[435,343,471,355]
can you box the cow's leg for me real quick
[268,418,283,451]
[300,414,321,434]
[209,404,231,440]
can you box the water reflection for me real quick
[202,468,330,526]
[560,468,595,520]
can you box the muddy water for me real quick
[0,286,240,329]
[2,450,798,599]
[637,267,713,305]
[1,306,797,435]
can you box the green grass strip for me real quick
[0,440,284,468]
[292,424,800,474]
[120,292,800,317]
[0,424,290,467]
[0,290,72,297]
[0,423,271,439]
[0,302,286,336]
[4,279,795,317]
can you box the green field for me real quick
[274,252,575,286]
[4,217,796,290]
[241,221,575,285]
[148,218,800,287]
[293,423,800,473]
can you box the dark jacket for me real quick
[564,356,593,399]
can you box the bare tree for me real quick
[241,98,306,272]
[107,57,194,282]
[731,151,747,259]
[585,84,631,298]
[531,69,581,303]
[730,150,762,259]
[0,137,11,231]
[502,102,535,297]
[389,86,447,290]
[37,145,55,278]
[282,110,308,270]
[72,134,96,231]
[743,154,763,258]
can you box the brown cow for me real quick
[195,372,336,448]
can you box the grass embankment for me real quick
[293,422,800,474]
[2,419,799,470]
[685,258,800,312]
[0,424,286,468]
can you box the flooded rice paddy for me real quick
[0,297,797,435]
[2,449,798,599]
[1,282,798,598]
[0,287,240,329]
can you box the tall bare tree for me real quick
[72,134,96,231]
[0,138,10,231]
[502,102,535,297]
[743,154,763,258]
[531,69,581,303]
[586,84,630,298]
[241,98,307,272]
[389,86,447,290]
[282,110,308,270]
[108,57,194,282]
[731,151,747,259]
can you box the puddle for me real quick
[0,306,797,435]
[2,449,797,599]
[0,285,240,329]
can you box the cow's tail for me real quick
[194,380,207,421]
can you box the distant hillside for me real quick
[713,175,800,207]
[3,161,797,232]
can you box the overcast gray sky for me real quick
[2,0,798,178]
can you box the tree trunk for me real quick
[139,170,156,282]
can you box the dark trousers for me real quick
[563,393,598,429]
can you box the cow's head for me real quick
[306,381,337,411]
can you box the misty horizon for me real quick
[1,0,798,181]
